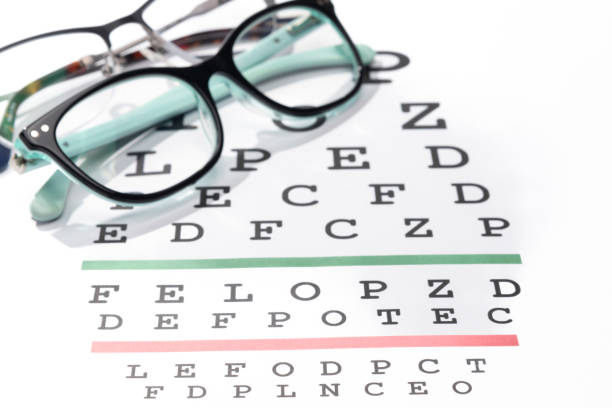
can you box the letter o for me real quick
[272,362,295,377]
[290,282,321,301]
[322,310,347,326]
[452,381,472,395]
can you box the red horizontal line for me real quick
[91,335,518,353]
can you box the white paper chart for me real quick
[0,1,611,407]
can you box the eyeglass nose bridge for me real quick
[201,71,326,134]
[103,21,201,74]
[98,12,165,75]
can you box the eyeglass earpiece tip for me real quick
[0,144,10,172]
[30,170,71,223]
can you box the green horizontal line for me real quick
[82,254,521,270]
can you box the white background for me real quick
[0,0,611,406]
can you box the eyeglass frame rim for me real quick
[0,1,157,55]
[18,0,365,205]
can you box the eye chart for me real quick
[0,1,610,407]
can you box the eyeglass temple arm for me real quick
[0,60,96,145]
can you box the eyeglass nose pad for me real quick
[148,32,201,66]
[102,61,113,77]
[102,54,119,77]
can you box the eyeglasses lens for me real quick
[55,74,219,196]
[232,6,361,109]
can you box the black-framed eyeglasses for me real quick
[13,0,371,209]
[0,0,277,171]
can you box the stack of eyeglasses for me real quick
[0,0,374,222]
